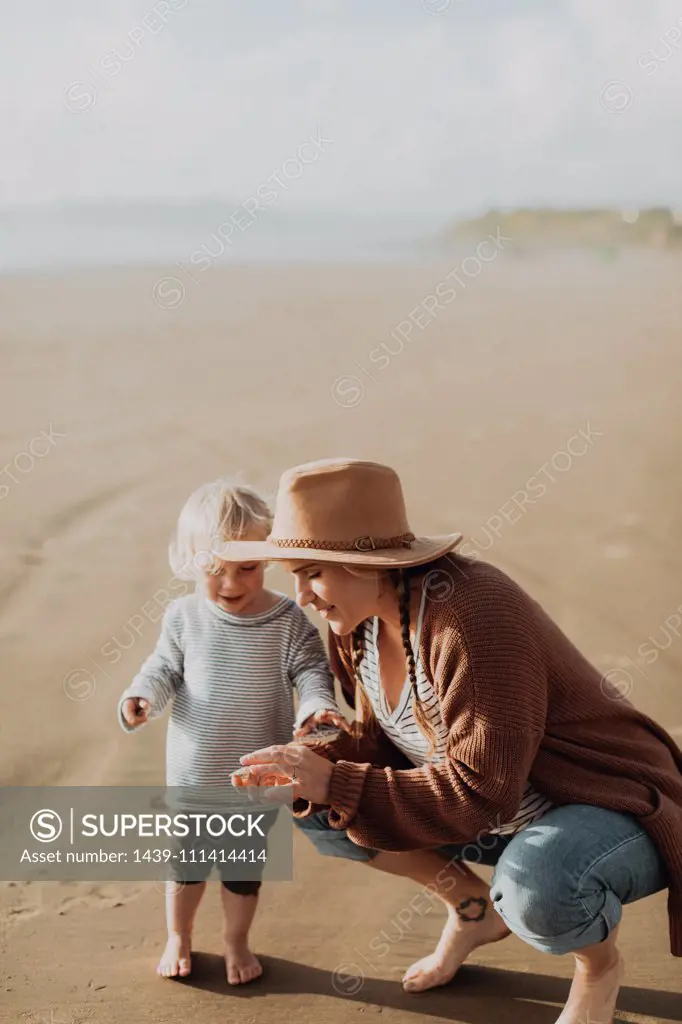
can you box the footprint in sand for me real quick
[0,900,44,947]
[56,884,145,914]
[7,904,42,918]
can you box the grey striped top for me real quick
[360,588,554,836]
[117,592,339,802]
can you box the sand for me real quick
[1,250,682,1023]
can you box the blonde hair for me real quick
[169,477,273,581]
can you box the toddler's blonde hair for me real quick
[169,477,273,581]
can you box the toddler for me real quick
[118,478,344,984]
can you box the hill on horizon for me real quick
[446,207,682,249]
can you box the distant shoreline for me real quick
[2,201,682,274]
[3,247,682,282]
[445,207,682,250]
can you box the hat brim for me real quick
[213,533,463,568]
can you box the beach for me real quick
[2,251,682,1024]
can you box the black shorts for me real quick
[166,808,278,890]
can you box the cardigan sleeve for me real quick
[324,574,550,849]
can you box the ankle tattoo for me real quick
[455,896,488,923]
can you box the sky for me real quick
[2,0,682,216]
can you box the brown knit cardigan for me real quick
[294,555,682,957]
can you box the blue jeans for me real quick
[294,803,669,955]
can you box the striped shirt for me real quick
[117,592,339,805]
[359,587,554,836]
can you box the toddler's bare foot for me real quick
[403,896,510,992]
[157,932,192,978]
[555,952,624,1024]
[224,936,263,985]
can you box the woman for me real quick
[227,458,682,1024]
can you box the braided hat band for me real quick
[269,532,416,552]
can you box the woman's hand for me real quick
[294,708,350,739]
[232,743,334,804]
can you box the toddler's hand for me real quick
[294,708,350,739]
[121,697,151,728]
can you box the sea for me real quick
[0,202,454,273]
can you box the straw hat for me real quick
[217,458,462,567]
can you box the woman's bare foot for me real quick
[402,895,510,992]
[224,936,263,985]
[555,951,624,1024]
[157,932,192,978]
